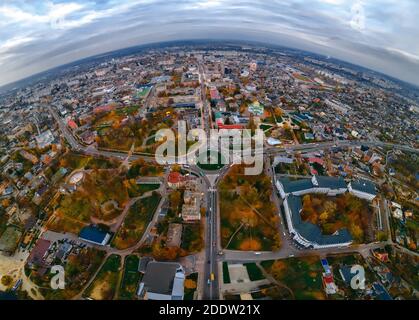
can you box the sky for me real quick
[0,0,418,87]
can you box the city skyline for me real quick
[1,0,419,87]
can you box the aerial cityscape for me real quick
[0,0,418,306]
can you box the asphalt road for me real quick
[48,100,418,301]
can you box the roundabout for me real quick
[197,150,226,171]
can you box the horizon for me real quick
[1,1,419,88]
[1,38,418,93]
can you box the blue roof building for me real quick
[284,195,352,249]
[348,179,377,201]
[79,226,111,246]
[275,174,376,250]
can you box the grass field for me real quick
[84,254,122,300]
[261,256,326,300]
[223,262,231,284]
[112,193,161,250]
[181,223,204,253]
[244,263,265,281]
[197,150,225,171]
[127,183,160,198]
[118,255,140,300]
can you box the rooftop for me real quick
[142,261,184,299]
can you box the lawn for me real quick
[112,193,161,250]
[244,263,265,281]
[55,152,120,171]
[181,223,204,253]
[262,256,326,300]
[197,150,225,171]
[52,169,129,233]
[84,254,122,300]
[118,255,140,300]
[127,159,164,178]
[96,108,176,153]
[127,183,160,198]
[223,262,231,284]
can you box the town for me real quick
[0,41,418,301]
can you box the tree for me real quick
[169,191,182,212]
[1,275,13,287]
[350,224,364,242]
[200,207,206,217]
[184,279,197,289]
[1,199,10,208]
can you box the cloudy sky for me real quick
[0,0,418,87]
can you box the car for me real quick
[289,254,295,258]
[254,252,262,255]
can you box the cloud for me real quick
[0,36,36,53]
[0,0,418,87]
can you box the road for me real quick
[48,91,418,301]
[221,241,390,263]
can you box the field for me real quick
[118,255,141,300]
[223,262,231,284]
[54,152,120,171]
[49,169,129,233]
[244,263,265,281]
[127,183,160,198]
[127,159,164,178]
[112,193,161,250]
[197,150,225,171]
[84,254,122,300]
[95,108,176,153]
[219,165,281,251]
[261,256,325,300]
[181,223,204,253]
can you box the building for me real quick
[140,262,185,300]
[283,195,353,249]
[78,225,111,246]
[248,101,264,116]
[181,183,202,222]
[275,175,377,249]
[0,226,22,256]
[35,130,55,149]
[167,172,186,189]
[348,179,377,201]
[166,223,182,247]
[275,175,347,199]
[27,239,51,267]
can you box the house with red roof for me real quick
[67,119,78,130]
[167,172,186,189]
[27,239,51,268]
